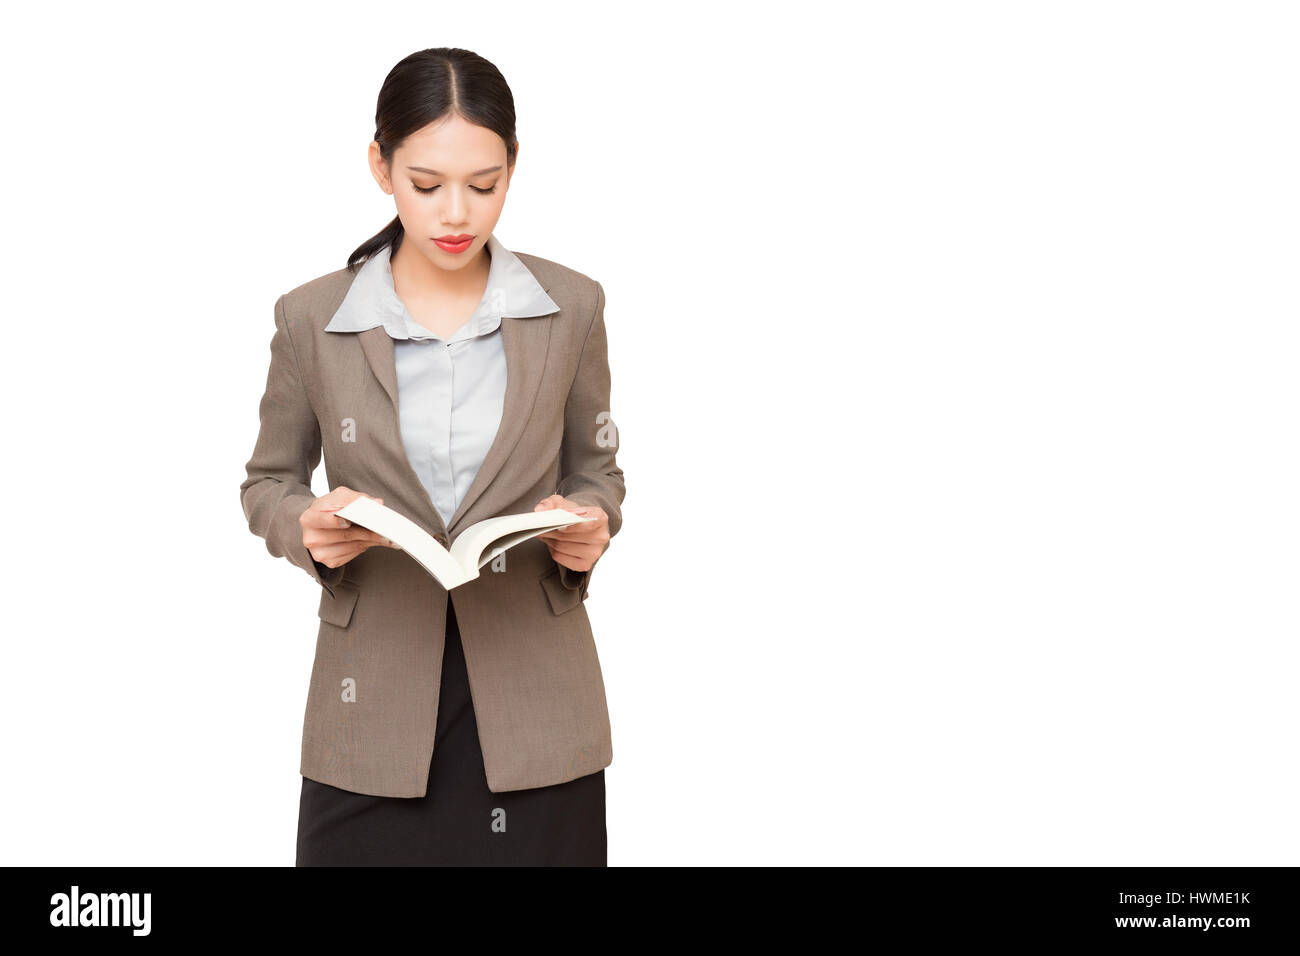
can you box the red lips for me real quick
[435,234,474,242]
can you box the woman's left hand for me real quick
[534,494,611,573]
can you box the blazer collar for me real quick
[324,232,560,340]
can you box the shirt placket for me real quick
[432,313,487,524]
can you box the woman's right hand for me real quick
[301,486,401,569]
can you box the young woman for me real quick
[240,47,625,866]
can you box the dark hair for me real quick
[347,48,518,273]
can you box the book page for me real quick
[451,510,592,570]
[475,528,561,569]
[332,496,469,588]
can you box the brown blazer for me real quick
[240,249,624,797]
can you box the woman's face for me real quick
[370,113,513,272]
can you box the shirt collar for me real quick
[324,232,559,342]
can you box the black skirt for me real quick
[296,598,607,866]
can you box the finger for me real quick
[545,540,600,563]
[342,527,395,550]
[311,527,389,549]
[355,529,395,548]
[542,528,604,548]
[307,543,355,569]
[318,485,355,505]
[314,495,386,531]
[305,507,354,530]
[340,494,384,530]
[541,511,601,534]
[543,521,598,538]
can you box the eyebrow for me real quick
[406,165,503,176]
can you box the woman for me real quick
[239,47,625,866]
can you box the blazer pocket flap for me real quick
[539,565,584,615]
[317,581,360,628]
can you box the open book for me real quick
[332,496,594,590]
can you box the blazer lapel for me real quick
[355,310,556,543]
[447,312,554,537]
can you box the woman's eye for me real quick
[412,184,497,195]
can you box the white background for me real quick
[2,1,1296,866]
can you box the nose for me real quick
[442,188,469,227]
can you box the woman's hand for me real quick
[301,486,402,569]
[534,494,611,573]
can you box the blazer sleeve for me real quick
[240,293,345,598]
[555,280,626,596]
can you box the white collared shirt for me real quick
[324,233,559,528]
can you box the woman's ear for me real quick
[368,141,392,195]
